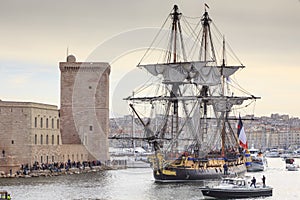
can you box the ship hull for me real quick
[201,187,273,199]
[153,164,246,183]
[247,160,267,172]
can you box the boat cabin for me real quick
[286,158,295,164]
[221,178,246,187]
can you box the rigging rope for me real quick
[138,11,171,65]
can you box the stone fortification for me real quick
[59,55,110,161]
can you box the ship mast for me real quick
[168,5,186,63]
[199,7,226,156]
[169,5,184,152]
[200,7,216,62]
[221,36,226,157]
[199,7,215,149]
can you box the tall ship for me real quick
[124,5,259,182]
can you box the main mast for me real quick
[199,8,228,157]
[199,7,215,151]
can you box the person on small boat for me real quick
[223,163,228,175]
[262,175,266,187]
[250,176,256,188]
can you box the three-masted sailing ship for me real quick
[125,5,259,182]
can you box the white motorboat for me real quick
[265,149,280,158]
[247,146,268,172]
[200,177,273,199]
[285,158,299,171]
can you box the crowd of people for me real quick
[17,159,104,176]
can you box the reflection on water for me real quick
[0,158,300,199]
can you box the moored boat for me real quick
[246,145,267,172]
[200,177,273,199]
[285,158,299,171]
[265,149,280,158]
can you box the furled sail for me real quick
[139,61,242,86]
[211,97,245,112]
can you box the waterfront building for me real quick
[0,101,61,173]
[59,55,110,161]
[110,114,300,152]
[0,55,111,174]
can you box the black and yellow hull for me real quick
[153,163,247,183]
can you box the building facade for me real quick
[0,55,110,174]
[0,101,58,173]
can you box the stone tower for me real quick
[59,55,110,161]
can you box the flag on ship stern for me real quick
[237,115,248,149]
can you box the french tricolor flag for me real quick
[237,115,248,149]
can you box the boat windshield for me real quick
[222,178,246,186]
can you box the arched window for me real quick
[34,134,37,144]
[40,118,43,128]
[40,135,43,145]
[57,119,59,129]
[57,135,59,145]
[46,135,49,145]
[52,135,54,145]
[34,117,37,128]
[46,118,49,128]
[52,118,54,129]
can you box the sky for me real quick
[0,0,299,118]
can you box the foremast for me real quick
[169,5,182,152]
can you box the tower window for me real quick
[46,135,49,145]
[40,118,43,128]
[34,117,37,128]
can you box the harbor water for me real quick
[1,158,300,200]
